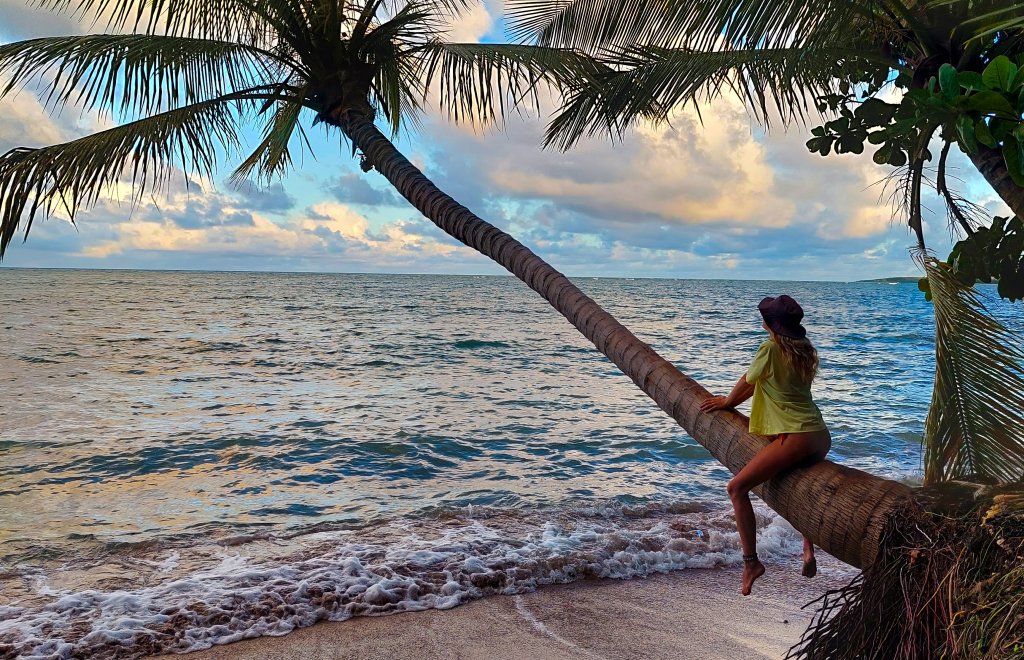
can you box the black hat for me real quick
[758,295,807,339]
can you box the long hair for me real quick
[773,333,819,385]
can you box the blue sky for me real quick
[0,0,1009,280]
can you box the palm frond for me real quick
[0,34,283,117]
[374,49,427,136]
[417,42,606,127]
[922,254,1024,485]
[543,44,872,150]
[0,88,290,257]
[359,0,444,135]
[230,95,311,184]
[37,0,275,43]
[925,0,1024,41]
[506,0,872,53]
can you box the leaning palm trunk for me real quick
[968,146,1024,221]
[332,106,911,570]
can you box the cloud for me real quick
[329,174,403,206]
[0,90,66,151]
[842,206,895,239]
[0,0,984,280]
[10,180,483,273]
[0,1,89,40]
[446,1,495,42]
[229,181,297,213]
[143,192,256,229]
[415,92,924,268]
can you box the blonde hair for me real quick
[773,333,819,385]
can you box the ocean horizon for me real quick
[2,268,1021,658]
[0,264,924,283]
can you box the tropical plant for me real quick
[920,253,1024,485]
[0,0,911,578]
[507,0,1024,300]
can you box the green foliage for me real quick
[807,57,1024,182]
[802,54,1024,296]
[922,255,1024,485]
[947,216,1024,302]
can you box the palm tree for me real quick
[506,0,1024,248]
[0,0,911,571]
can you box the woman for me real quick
[699,295,831,596]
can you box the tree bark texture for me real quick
[969,145,1024,219]
[333,109,912,570]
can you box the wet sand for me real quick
[156,563,852,660]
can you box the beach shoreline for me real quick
[153,564,851,660]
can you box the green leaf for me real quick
[867,130,888,145]
[888,118,918,137]
[873,144,891,164]
[818,136,834,156]
[996,262,1024,302]
[888,149,907,167]
[939,64,959,100]
[1003,141,1024,187]
[975,120,997,148]
[0,92,254,256]
[982,55,1018,92]
[918,276,932,302]
[0,34,272,118]
[837,134,863,154]
[966,90,1017,117]
[1011,67,1024,93]
[957,71,986,91]
[957,117,978,154]
[854,98,896,125]
[826,116,849,133]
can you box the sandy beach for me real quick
[155,563,852,660]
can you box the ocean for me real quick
[2,269,1021,658]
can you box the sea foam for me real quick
[0,503,852,659]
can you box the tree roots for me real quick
[787,482,1024,659]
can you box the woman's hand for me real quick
[700,395,731,413]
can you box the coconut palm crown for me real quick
[0,0,606,254]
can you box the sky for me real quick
[0,0,1010,280]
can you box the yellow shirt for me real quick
[745,340,826,436]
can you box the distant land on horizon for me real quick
[858,276,921,283]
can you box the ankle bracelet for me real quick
[742,553,758,563]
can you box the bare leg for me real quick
[802,537,817,577]
[726,430,830,596]
[728,486,765,595]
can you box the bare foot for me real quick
[802,555,817,578]
[741,560,765,596]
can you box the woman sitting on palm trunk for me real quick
[700,295,831,595]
